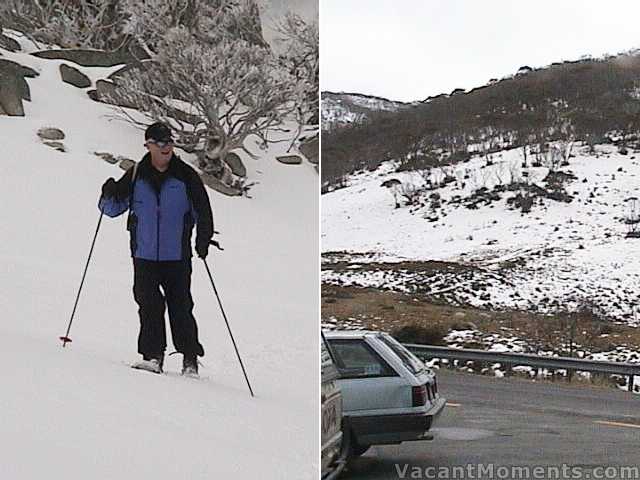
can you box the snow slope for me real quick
[0,33,318,479]
[322,145,640,324]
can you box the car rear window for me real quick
[378,334,426,375]
[321,336,339,382]
[328,339,396,379]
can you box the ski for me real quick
[129,363,203,380]
[131,359,163,374]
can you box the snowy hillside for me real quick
[322,144,640,326]
[321,91,406,130]
[0,32,318,479]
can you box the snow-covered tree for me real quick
[0,0,128,50]
[275,13,319,150]
[122,0,266,55]
[112,0,297,174]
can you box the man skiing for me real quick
[99,122,214,376]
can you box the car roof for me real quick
[323,330,384,340]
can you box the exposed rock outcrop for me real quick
[37,127,65,141]
[60,64,91,88]
[32,49,134,67]
[276,154,302,165]
[0,59,38,116]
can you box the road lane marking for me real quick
[595,420,640,429]
[446,402,461,407]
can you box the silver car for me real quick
[324,330,446,456]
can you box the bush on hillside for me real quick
[391,323,447,346]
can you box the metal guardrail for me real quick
[404,344,640,392]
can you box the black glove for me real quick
[101,178,118,199]
[195,241,209,259]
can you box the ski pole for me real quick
[202,258,255,397]
[60,210,104,347]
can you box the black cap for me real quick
[145,122,173,142]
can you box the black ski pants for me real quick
[133,258,204,359]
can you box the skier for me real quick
[99,122,214,376]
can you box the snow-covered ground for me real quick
[1,33,318,479]
[322,145,640,323]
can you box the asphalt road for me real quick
[343,370,640,480]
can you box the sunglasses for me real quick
[146,139,174,149]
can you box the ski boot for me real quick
[182,354,199,378]
[132,354,164,374]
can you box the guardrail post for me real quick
[629,375,635,392]
[504,363,512,377]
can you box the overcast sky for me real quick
[321,0,640,102]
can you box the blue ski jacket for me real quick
[98,154,214,261]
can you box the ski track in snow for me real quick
[0,33,318,479]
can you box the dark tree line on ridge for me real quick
[322,53,640,191]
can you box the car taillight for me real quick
[412,385,427,406]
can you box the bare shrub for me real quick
[391,323,447,346]
[399,180,423,206]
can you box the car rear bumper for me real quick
[349,396,447,446]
